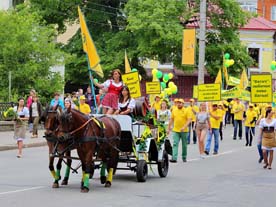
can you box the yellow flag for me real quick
[125,51,131,73]
[78,6,103,78]
[239,69,248,89]
[215,69,222,84]
[223,66,229,85]
[182,29,196,65]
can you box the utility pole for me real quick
[198,0,207,85]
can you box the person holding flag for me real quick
[94,69,123,114]
[244,103,257,146]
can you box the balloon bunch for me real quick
[224,53,235,67]
[131,68,142,80]
[151,68,177,98]
[270,61,276,71]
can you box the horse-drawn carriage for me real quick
[43,102,171,192]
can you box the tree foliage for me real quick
[27,0,253,85]
[0,5,65,103]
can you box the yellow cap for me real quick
[79,95,86,100]
[178,98,185,103]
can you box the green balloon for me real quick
[172,88,178,95]
[271,64,276,71]
[131,68,138,72]
[94,78,99,83]
[163,74,169,81]
[156,70,163,79]
[161,82,166,89]
[224,53,230,60]
[224,62,230,68]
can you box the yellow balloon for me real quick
[168,82,175,88]
[272,61,276,66]
[152,68,158,75]
[168,73,174,80]
[229,59,235,66]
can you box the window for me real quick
[248,48,259,68]
[271,6,276,21]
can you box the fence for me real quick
[0,102,15,121]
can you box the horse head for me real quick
[57,109,88,140]
[44,105,62,138]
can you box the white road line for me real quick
[0,186,45,196]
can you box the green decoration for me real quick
[161,82,166,89]
[131,68,138,72]
[224,53,230,60]
[94,78,99,83]
[156,70,163,79]
[271,64,276,71]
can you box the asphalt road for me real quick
[0,125,276,207]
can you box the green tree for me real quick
[27,0,253,84]
[0,5,65,103]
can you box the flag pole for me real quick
[86,55,98,113]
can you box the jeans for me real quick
[257,143,263,160]
[233,120,243,139]
[172,132,188,160]
[187,122,197,144]
[205,128,219,153]
[245,126,255,145]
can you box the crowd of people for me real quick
[10,69,276,170]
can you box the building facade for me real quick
[257,0,276,23]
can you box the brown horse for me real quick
[57,108,121,193]
[43,106,73,188]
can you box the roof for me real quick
[241,16,276,31]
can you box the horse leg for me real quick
[105,167,114,188]
[81,149,94,193]
[52,158,62,188]
[100,162,107,184]
[61,151,72,185]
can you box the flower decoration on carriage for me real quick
[3,107,17,120]
[156,123,167,150]
[139,125,152,151]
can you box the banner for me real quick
[215,69,222,84]
[193,85,198,98]
[228,76,240,86]
[221,87,250,101]
[78,6,103,77]
[251,74,272,103]
[122,72,141,98]
[239,69,248,89]
[125,50,131,73]
[197,84,221,102]
[182,29,196,65]
[146,82,161,94]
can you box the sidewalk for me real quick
[0,129,47,151]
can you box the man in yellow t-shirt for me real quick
[79,95,91,115]
[204,103,222,155]
[218,103,225,141]
[167,99,192,162]
[232,98,245,140]
[244,104,257,146]
[186,99,199,144]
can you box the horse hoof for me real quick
[100,176,106,184]
[105,181,111,188]
[61,180,68,185]
[81,187,89,193]
[52,183,59,188]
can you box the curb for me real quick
[0,141,47,151]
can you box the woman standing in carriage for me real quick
[94,69,123,114]
[114,86,135,116]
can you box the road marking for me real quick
[0,186,45,196]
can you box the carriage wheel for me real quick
[136,160,148,182]
[157,151,169,178]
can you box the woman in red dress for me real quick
[94,69,123,114]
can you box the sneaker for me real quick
[233,137,237,140]
[200,155,205,159]
[31,135,38,138]
[213,152,218,155]
[239,137,242,140]
[169,159,177,163]
[258,158,263,163]
[204,150,209,155]
[182,158,187,162]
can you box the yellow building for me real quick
[239,16,276,79]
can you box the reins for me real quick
[69,117,94,135]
